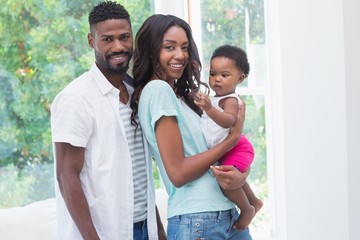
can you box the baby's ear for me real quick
[238,73,246,83]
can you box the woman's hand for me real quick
[210,165,250,190]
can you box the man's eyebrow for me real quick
[100,32,131,38]
[100,34,112,38]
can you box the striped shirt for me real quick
[119,100,147,223]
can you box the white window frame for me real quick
[156,1,275,239]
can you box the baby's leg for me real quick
[222,187,255,230]
[243,182,263,214]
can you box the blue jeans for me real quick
[133,219,148,240]
[167,208,252,240]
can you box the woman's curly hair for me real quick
[130,14,208,129]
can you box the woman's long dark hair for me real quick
[130,14,209,128]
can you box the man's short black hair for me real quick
[88,1,131,33]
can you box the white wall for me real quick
[266,0,360,239]
[343,1,360,240]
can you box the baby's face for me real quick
[209,57,244,97]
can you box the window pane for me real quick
[241,95,270,238]
[0,0,154,209]
[195,0,271,238]
[199,0,266,89]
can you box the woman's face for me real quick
[157,26,189,84]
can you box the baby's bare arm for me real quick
[195,93,239,128]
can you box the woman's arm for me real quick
[155,103,246,188]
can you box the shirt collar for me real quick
[90,63,134,95]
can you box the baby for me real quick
[194,45,263,230]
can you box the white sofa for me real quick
[0,198,57,240]
[0,189,168,240]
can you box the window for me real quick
[188,0,271,239]
[0,0,154,208]
[1,1,272,239]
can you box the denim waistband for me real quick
[169,208,235,221]
[133,219,147,229]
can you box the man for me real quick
[51,1,164,239]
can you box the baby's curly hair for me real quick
[211,45,250,77]
[88,1,131,34]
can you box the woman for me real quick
[130,14,252,240]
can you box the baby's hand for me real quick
[194,92,212,111]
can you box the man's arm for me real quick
[155,206,167,240]
[55,142,100,240]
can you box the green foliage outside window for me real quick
[0,0,154,208]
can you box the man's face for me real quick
[88,19,133,75]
